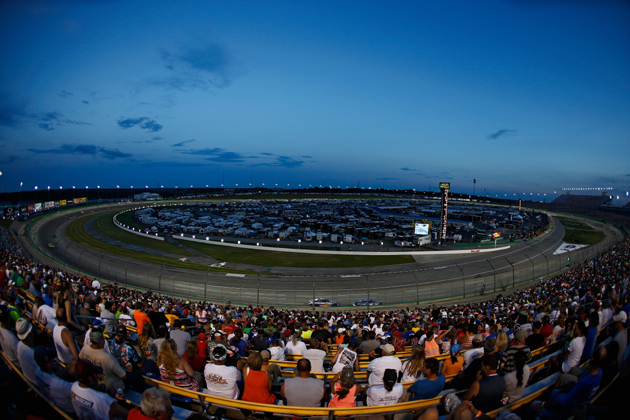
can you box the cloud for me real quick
[171,139,195,147]
[250,156,305,168]
[0,100,30,127]
[376,177,401,181]
[260,152,275,156]
[151,136,163,141]
[99,147,132,159]
[59,90,73,98]
[38,123,54,131]
[182,147,224,156]
[487,129,517,140]
[178,45,232,88]
[0,155,19,164]
[82,101,89,105]
[117,117,162,132]
[301,155,312,159]
[400,167,417,171]
[207,151,246,163]
[28,143,131,160]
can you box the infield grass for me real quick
[66,214,259,275]
[0,219,13,229]
[557,217,604,244]
[179,240,415,268]
[91,212,190,255]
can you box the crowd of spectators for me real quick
[0,226,629,420]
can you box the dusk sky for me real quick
[1,1,629,200]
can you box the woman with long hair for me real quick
[400,345,426,383]
[284,331,307,355]
[496,330,509,354]
[157,338,200,391]
[502,350,530,404]
[329,368,362,407]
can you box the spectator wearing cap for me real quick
[501,329,531,374]
[462,334,485,370]
[443,343,465,375]
[259,349,281,384]
[304,338,327,373]
[71,359,128,420]
[281,358,327,407]
[79,329,127,392]
[312,321,332,345]
[203,343,242,399]
[367,343,402,386]
[196,332,208,359]
[364,368,404,406]
[34,345,74,415]
[329,369,362,408]
[0,304,20,369]
[16,318,38,384]
[611,311,627,370]
[266,335,285,361]
[128,388,174,420]
[112,324,146,391]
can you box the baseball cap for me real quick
[260,349,271,360]
[383,369,397,384]
[515,329,527,342]
[16,318,33,340]
[34,345,57,367]
[115,324,127,336]
[613,311,627,323]
[380,343,395,354]
[211,344,228,362]
[473,334,484,343]
[198,333,207,340]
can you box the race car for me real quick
[353,298,384,307]
[308,298,340,307]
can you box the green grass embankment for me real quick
[66,214,259,275]
[179,240,414,268]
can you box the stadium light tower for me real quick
[20,182,23,205]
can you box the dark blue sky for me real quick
[1,1,629,201]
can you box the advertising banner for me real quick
[60,200,67,206]
[28,204,34,212]
[34,203,42,210]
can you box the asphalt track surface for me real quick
[21,202,625,308]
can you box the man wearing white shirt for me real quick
[16,318,38,384]
[462,334,485,370]
[561,322,587,374]
[367,344,402,386]
[0,305,20,369]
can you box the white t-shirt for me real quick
[0,326,20,368]
[37,304,58,332]
[562,336,586,373]
[463,348,485,370]
[36,367,74,414]
[366,383,404,406]
[367,356,402,386]
[284,340,307,355]
[118,314,135,326]
[92,280,101,289]
[17,342,38,385]
[303,348,327,373]
[204,363,241,399]
[269,346,285,361]
[71,382,116,420]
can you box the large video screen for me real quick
[414,223,429,236]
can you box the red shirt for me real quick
[196,339,208,359]
[128,408,152,420]
[183,352,206,372]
